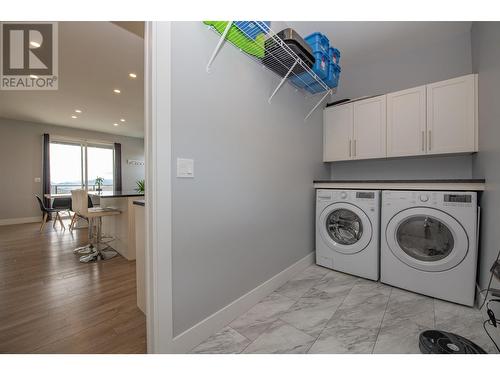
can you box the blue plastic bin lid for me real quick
[305,32,330,51]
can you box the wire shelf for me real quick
[205,21,334,121]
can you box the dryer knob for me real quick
[419,194,429,202]
[340,192,348,199]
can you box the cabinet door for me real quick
[353,96,387,160]
[427,74,477,154]
[323,104,353,162]
[387,86,426,157]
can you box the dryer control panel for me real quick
[383,190,476,208]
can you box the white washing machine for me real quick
[381,190,478,306]
[316,189,380,281]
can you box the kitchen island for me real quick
[97,191,145,260]
[133,199,145,313]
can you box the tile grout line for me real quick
[371,286,393,354]
[275,267,331,302]
[239,269,341,354]
[237,331,256,354]
[236,269,331,353]
[305,278,361,354]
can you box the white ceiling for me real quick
[287,21,472,68]
[0,22,144,138]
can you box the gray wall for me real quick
[330,30,474,180]
[471,22,500,289]
[331,155,473,180]
[0,117,144,221]
[171,22,329,335]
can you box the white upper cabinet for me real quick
[426,74,478,154]
[323,103,353,162]
[387,86,426,157]
[353,95,387,160]
[323,74,478,162]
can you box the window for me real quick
[87,144,114,192]
[50,139,114,194]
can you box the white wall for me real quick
[471,22,500,289]
[330,30,474,180]
[170,22,329,336]
[0,117,144,221]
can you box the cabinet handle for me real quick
[428,130,432,151]
[349,139,352,157]
[353,139,357,157]
[421,131,425,151]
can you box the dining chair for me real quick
[35,195,66,232]
[52,196,72,221]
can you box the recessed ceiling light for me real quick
[30,41,41,48]
[113,89,121,94]
[71,115,78,119]
[75,109,82,113]
[120,118,126,122]
[128,73,137,79]
[30,74,39,79]
[113,123,119,127]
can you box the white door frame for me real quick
[144,21,174,353]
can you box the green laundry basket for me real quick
[203,21,266,59]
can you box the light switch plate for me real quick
[34,177,41,183]
[176,158,194,178]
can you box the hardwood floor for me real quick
[0,219,146,353]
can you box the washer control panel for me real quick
[419,194,429,202]
[317,190,379,205]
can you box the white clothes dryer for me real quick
[380,190,478,306]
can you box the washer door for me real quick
[386,207,469,272]
[319,202,372,254]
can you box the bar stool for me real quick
[69,195,94,231]
[71,189,121,263]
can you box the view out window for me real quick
[87,144,114,192]
[50,140,114,194]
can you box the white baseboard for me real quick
[172,251,315,353]
[0,216,41,226]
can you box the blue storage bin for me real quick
[234,21,270,40]
[305,63,341,94]
[304,32,329,54]
[290,50,329,89]
[329,47,341,64]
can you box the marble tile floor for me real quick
[192,264,497,354]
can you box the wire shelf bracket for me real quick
[206,21,233,73]
[205,21,334,121]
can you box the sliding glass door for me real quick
[50,140,114,194]
[87,144,114,192]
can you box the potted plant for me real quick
[95,176,104,192]
[136,179,145,193]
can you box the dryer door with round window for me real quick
[385,207,469,272]
[319,202,372,254]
